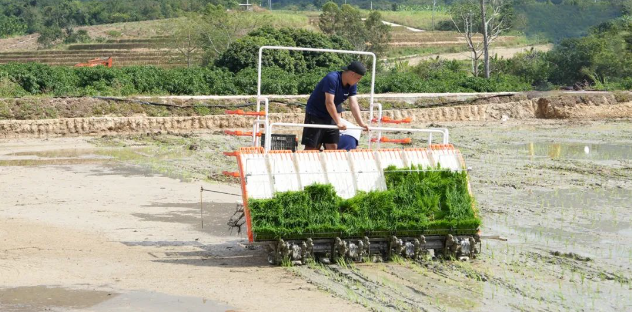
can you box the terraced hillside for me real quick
[0,11,526,68]
[0,36,195,68]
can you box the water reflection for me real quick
[524,142,632,160]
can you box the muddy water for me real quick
[518,142,632,161]
[292,121,632,312]
[0,286,234,312]
[0,286,114,311]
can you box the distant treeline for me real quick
[0,0,628,44]
[1,16,630,97]
[0,0,239,38]
[514,1,625,42]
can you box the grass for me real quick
[249,166,480,240]
[264,10,316,30]
[385,45,465,58]
[373,10,451,30]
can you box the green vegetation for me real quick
[514,2,624,42]
[0,59,532,97]
[377,9,451,30]
[319,3,392,55]
[493,16,632,90]
[0,0,240,39]
[215,26,354,73]
[249,166,480,240]
[373,59,531,92]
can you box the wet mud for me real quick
[294,120,631,311]
[1,119,630,311]
[0,286,234,312]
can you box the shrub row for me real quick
[0,62,532,97]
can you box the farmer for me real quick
[302,61,369,150]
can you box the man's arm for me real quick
[325,93,346,130]
[348,96,368,131]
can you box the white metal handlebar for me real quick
[257,46,378,146]
[264,122,449,152]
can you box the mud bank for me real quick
[1,93,631,138]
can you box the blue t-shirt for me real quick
[306,71,357,122]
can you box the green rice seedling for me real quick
[249,166,479,239]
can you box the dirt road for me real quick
[1,119,631,311]
[394,44,552,66]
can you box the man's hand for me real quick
[337,123,347,130]
[358,122,369,131]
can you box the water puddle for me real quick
[88,290,234,312]
[0,148,151,166]
[519,142,632,161]
[529,187,630,211]
[0,286,115,311]
[0,158,112,166]
[0,286,235,312]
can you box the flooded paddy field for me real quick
[0,119,630,311]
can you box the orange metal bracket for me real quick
[225,110,266,116]
[370,116,412,124]
[222,171,240,177]
[371,136,412,144]
[224,130,261,137]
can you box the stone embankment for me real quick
[1,92,630,138]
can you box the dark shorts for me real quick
[338,135,358,151]
[301,113,339,148]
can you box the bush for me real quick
[0,61,535,97]
[492,49,551,88]
[0,16,27,38]
[64,29,91,44]
[234,67,299,95]
[216,26,353,74]
[547,16,632,86]
[216,36,298,74]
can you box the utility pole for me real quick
[269,0,271,10]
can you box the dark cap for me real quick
[342,61,366,76]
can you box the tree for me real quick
[336,4,368,51]
[0,16,27,38]
[198,4,267,64]
[314,0,328,9]
[451,0,507,77]
[37,26,63,48]
[171,15,202,68]
[319,2,340,34]
[547,17,632,87]
[216,26,354,74]
[318,2,391,55]
[480,0,507,78]
[365,11,392,55]
[450,1,483,76]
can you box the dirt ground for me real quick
[1,118,631,311]
[399,44,553,66]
